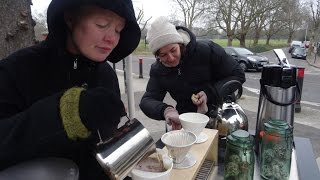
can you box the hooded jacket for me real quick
[139,26,245,120]
[0,0,140,179]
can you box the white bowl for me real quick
[161,130,197,164]
[131,156,173,180]
[179,112,209,138]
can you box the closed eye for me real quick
[96,24,109,28]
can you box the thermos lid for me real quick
[261,64,297,88]
[227,130,253,148]
[263,119,293,136]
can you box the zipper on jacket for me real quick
[178,68,181,76]
[73,58,78,69]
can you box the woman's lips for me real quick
[97,46,111,53]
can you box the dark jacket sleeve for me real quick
[0,65,89,170]
[139,69,171,120]
[0,71,71,169]
[203,42,246,105]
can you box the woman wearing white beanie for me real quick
[140,16,246,131]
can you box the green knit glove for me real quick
[60,87,91,140]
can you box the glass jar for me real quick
[260,119,293,180]
[224,130,254,180]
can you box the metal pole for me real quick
[314,47,317,63]
[122,59,127,93]
[139,58,143,78]
[305,24,308,43]
[124,54,135,119]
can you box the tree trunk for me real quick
[309,30,315,56]
[253,30,260,46]
[0,0,35,59]
[239,34,246,47]
[266,36,271,45]
[227,35,233,46]
[287,33,293,45]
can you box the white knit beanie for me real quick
[146,16,184,54]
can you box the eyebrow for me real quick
[160,46,176,55]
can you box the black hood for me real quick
[46,0,141,63]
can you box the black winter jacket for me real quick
[139,27,246,120]
[0,41,120,179]
[0,0,141,179]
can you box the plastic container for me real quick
[224,130,254,180]
[260,119,293,180]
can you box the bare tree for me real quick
[33,8,48,41]
[135,7,151,34]
[263,9,287,45]
[235,0,280,47]
[308,0,320,53]
[282,0,304,44]
[171,0,212,30]
[213,0,241,46]
[0,0,35,59]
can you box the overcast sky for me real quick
[31,0,172,22]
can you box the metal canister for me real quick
[260,119,293,180]
[224,130,254,180]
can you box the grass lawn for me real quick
[133,39,289,55]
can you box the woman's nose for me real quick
[102,29,119,45]
[167,53,174,61]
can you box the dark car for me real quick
[224,47,269,71]
[288,44,301,53]
[291,47,307,60]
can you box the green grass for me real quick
[213,39,288,53]
[133,39,288,55]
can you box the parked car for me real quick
[224,47,269,72]
[288,44,301,53]
[289,40,302,53]
[291,47,307,60]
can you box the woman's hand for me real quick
[163,107,182,130]
[191,91,208,114]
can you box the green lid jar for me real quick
[260,119,293,180]
[224,130,254,180]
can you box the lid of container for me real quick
[261,64,297,88]
[264,119,293,136]
[227,130,253,148]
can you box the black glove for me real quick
[60,87,126,141]
[79,87,126,139]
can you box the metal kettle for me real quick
[208,80,249,137]
[95,117,156,180]
[215,101,249,137]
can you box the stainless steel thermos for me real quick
[255,49,298,150]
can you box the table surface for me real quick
[128,129,320,180]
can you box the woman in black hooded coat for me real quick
[0,0,140,179]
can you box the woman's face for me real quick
[157,43,181,67]
[65,6,125,62]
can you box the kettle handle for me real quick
[220,80,243,102]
